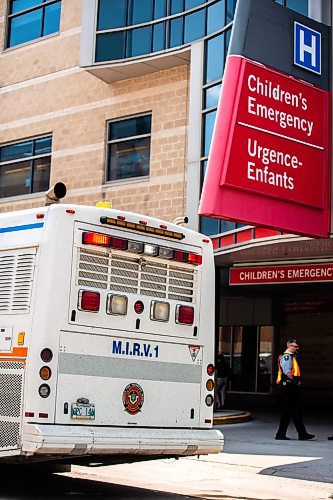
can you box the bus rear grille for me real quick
[0,422,20,449]
[0,364,24,451]
[0,253,35,313]
[77,248,196,303]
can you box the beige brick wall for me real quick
[0,0,190,224]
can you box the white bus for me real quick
[0,185,223,467]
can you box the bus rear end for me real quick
[21,206,223,462]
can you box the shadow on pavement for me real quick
[0,471,198,500]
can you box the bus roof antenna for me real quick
[172,216,188,226]
[45,182,67,206]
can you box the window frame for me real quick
[6,0,62,50]
[105,114,152,184]
[0,135,52,200]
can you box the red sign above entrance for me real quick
[230,263,333,285]
[199,56,331,237]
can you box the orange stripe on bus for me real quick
[0,347,28,357]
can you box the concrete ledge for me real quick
[213,410,252,425]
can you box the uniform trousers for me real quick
[276,383,307,437]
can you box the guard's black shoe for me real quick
[328,436,333,441]
[275,435,291,440]
[298,433,315,441]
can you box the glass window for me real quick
[203,110,216,157]
[10,0,41,14]
[185,0,205,9]
[204,83,221,109]
[128,0,153,24]
[97,0,127,30]
[109,115,151,140]
[207,0,225,35]
[184,9,205,43]
[96,32,126,61]
[7,0,61,48]
[0,136,52,198]
[127,26,152,57]
[169,17,183,47]
[205,33,225,84]
[154,0,167,19]
[286,0,308,15]
[107,115,151,182]
[153,22,165,52]
[44,2,61,36]
[226,0,236,23]
[200,216,220,236]
[170,0,184,14]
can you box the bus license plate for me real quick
[71,403,95,419]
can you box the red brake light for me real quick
[207,364,215,376]
[82,232,111,247]
[176,305,194,325]
[79,291,100,311]
[111,237,127,250]
[134,301,144,314]
[174,250,188,262]
[188,253,202,265]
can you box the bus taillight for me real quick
[41,348,53,363]
[134,301,144,314]
[207,364,215,376]
[111,237,127,250]
[82,232,111,247]
[40,366,52,380]
[188,253,202,265]
[78,290,100,312]
[176,305,194,325]
[39,384,51,398]
[174,250,188,262]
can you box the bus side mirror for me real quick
[45,182,67,205]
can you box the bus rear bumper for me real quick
[22,424,224,457]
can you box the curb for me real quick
[213,411,252,425]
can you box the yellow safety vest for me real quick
[276,350,301,384]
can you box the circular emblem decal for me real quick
[122,383,144,415]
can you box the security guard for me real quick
[275,339,315,441]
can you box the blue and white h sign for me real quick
[294,22,321,75]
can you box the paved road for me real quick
[69,409,333,500]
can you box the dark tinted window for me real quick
[7,0,61,48]
[153,22,165,52]
[44,2,61,36]
[154,0,167,19]
[169,17,183,47]
[185,0,205,9]
[0,136,52,198]
[128,0,153,24]
[98,0,127,30]
[109,115,151,140]
[127,26,152,57]
[184,9,205,43]
[205,33,225,83]
[107,116,152,182]
[207,0,225,35]
[286,0,308,15]
[170,0,184,14]
[96,32,126,61]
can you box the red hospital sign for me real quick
[230,263,333,285]
[199,56,331,237]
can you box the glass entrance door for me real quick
[219,325,273,393]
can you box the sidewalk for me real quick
[70,408,333,499]
[213,408,252,425]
